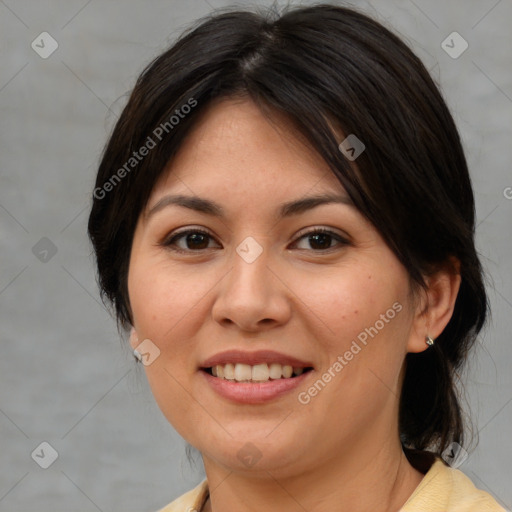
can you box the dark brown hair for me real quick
[87,3,488,456]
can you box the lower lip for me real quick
[200,369,312,404]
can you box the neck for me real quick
[201,436,425,512]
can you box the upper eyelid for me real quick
[294,226,349,240]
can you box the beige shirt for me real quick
[157,458,507,512]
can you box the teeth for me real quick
[224,363,235,380]
[234,363,252,381]
[252,363,269,381]
[269,363,282,379]
[210,363,307,382]
[282,365,293,378]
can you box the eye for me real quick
[161,228,220,253]
[160,227,349,254]
[292,227,349,251]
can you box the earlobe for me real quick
[407,259,461,354]
[129,327,139,349]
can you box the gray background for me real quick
[0,0,511,511]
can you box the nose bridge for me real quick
[212,234,289,329]
[227,235,271,299]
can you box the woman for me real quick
[87,4,506,511]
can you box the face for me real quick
[127,97,423,478]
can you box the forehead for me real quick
[149,97,346,204]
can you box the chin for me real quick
[200,430,311,475]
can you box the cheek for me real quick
[290,264,403,347]
[292,260,413,404]
[128,257,211,339]
[128,254,228,404]
[128,258,213,440]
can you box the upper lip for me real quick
[200,350,313,369]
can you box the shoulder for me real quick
[401,457,507,512]
[156,479,209,512]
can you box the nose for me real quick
[211,243,291,332]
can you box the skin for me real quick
[127,97,461,512]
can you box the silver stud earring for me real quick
[426,335,435,346]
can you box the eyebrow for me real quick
[146,192,354,221]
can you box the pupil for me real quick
[188,233,208,249]
[310,233,330,250]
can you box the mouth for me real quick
[201,363,314,382]
[199,350,315,403]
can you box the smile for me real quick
[203,363,313,382]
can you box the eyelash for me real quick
[160,227,349,254]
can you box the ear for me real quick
[129,327,139,350]
[407,258,461,353]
